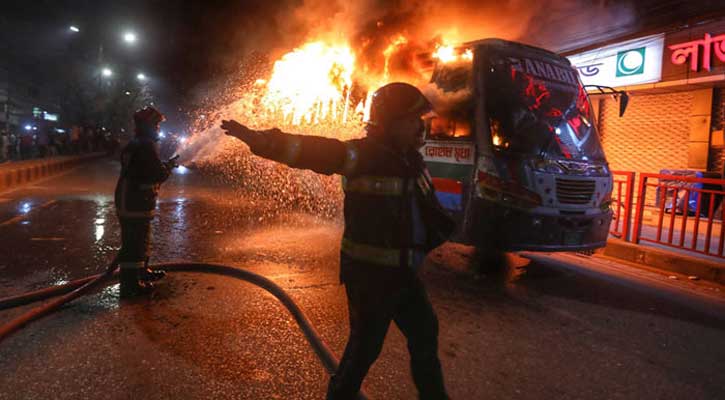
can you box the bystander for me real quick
[70,125,80,154]
[37,126,49,158]
[19,130,34,159]
[0,131,7,162]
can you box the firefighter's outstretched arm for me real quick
[221,119,360,176]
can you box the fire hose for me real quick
[0,261,368,400]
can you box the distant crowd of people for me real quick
[0,125,121,163]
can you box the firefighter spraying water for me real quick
[115,106,180,298]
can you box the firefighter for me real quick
[221,82,454,400]
[115,106,177,298]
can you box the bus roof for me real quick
[463,38,572,67]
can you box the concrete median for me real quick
[0,153,105,193]
[602,238,725,285]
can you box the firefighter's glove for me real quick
[164,155,180,169]
[221,119,266,152]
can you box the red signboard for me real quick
[669,33,725,72]
[662,18,725,82]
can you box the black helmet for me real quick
[133,106,165,139]
[367,82,432,127]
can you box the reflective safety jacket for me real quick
[115,136,171,219]
[247,129,455,274]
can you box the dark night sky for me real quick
[1,0,724,120]
[0,1,284,99]
[0,0,301,126]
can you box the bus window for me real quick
[425,116,472,141]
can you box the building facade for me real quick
[568,16,725,177]
[0,60,62,136]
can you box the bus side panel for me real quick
[421,140,475,216]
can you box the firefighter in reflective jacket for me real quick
[221,82,454,400]
[115,106,176,298]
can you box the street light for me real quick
[101,67,113,77]
[123,31,137,45]
[69,25,80,33]
[137,73,147,82]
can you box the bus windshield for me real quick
[484,53,606,162]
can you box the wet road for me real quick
[1,158,724,400]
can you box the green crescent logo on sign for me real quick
[616,47,646,77]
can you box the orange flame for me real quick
[433,44,457,63]
[253,36,412,129]
[432,43,472,64]
[383,35,408,80]
[261,41,355,125]
[195,35,455,149]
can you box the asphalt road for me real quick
[1,158,724,400]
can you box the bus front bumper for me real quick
[466,200,613,252]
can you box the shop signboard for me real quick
[663,18,725,81]
[568,34,665,88]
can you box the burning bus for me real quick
[421,39,626,253]
[185,35,626,255]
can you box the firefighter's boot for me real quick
[139,258,166,282]
[120,262,155,298]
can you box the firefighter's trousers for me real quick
[118,217,152,265]
[327,261,449,400]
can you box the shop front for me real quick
[568,17,725,178]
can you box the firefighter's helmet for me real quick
[133,106,166,130]
[367,82,432,127]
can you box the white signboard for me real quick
[421,142,474,165]
[43,113,58,121]
[567,33,665,88]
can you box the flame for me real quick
[433,44,458,63]
[188,34,460,159]
[261,41,355,125]
[383,35,408,80]
[255,36,411,128]
[463,48,473,61]
[433,43,473,64]
[355,35,410,122]
[492,133,503,147]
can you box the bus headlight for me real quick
[534,159,565,174]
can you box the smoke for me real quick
[184,0,636,121]
[176,0,636,221]
[422,82,473,116]
[267,0,636,72]
[189,0,635,87]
